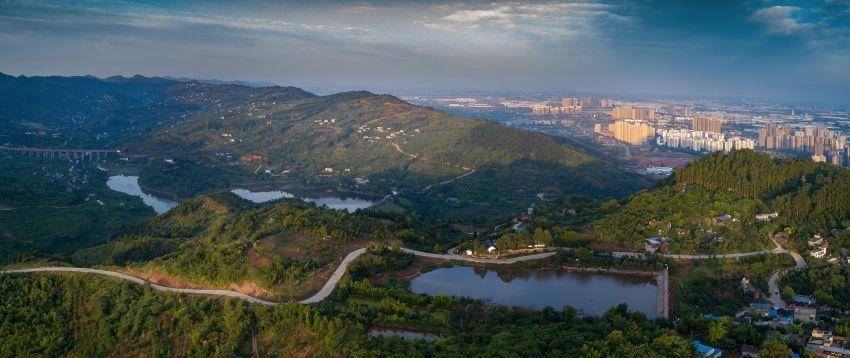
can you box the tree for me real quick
[759,339,791,358]
[532,228,554,246]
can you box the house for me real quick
[811,244,828,259]
[749,302,773,316]
[794,307,817,323]
[692,341,721,358]
[483,240,497,254]
[740,277,756,293]
[645,238,662,253]
[464,249,474,256]
[714,214,732,224]
[741,344,759,357]
[755,212,780,222]
[806,330,850,357]
[809,235,824,247]
[792,295,815,306]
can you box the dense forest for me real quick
[592,150,850,253]
[0,272,701,357]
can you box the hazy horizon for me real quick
[2,0,849,105]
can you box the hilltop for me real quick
[588,150,850,253]
[0,73,646,221]
[72,191,433,300]
[129,88,646,221]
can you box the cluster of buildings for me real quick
[529,97,615,116]
[531,105,582,115]
[656,129,755,152]
[758,124,848,165]
[612,105,656,121]
[596,120,657,145]
[806,329,850,357]
[354,124,419,144]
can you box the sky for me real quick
[1,0,849,104]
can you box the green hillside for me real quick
[0,74,646,222]
[73,191,438,301]
[132,90,646,221]
[592,150,850,253]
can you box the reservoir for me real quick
[231,188,375,213]
[410,266,659,317]
[106,175,178,214]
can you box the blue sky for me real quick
[1,0,848,104]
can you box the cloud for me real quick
[431,2,627,41]
[751,6,814,35]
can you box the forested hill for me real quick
[0,73,315,147]
[72,191,435,300]
[134,89,647,221]
[593,150,850,253]
[675,150,850,228]
[0,73,645,222]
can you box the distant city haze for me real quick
[1,0,849,105]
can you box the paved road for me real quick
[298,248,366,304]
[403,247,557,264]
[768,247,807,308]
[0,267,278,305]
[0,246,556,306]
[661,247,784,260]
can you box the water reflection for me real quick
[230,188,375,213]
[411,266,658,317]
[106,175,178,214]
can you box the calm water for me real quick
[410,266,658,317]
[231,188,375,213]
[368,328,441,342]
[106,175,178,214]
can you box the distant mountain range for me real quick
[0,73,647,221]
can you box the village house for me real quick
[755,212,779,222]
[806,329,850,357]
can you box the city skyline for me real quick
[1,1,849,105]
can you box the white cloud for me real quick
[751,6,814,35]
[431,1,626,40]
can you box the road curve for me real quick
[0,267,278,305]
[0,246,556,306]
[298,248,366,304]
[767,248,807,308]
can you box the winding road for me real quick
[1,246,558,306]
[3,237,801,316]
[767,247,807,308]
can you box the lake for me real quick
[106,175,178,214]
[231,188,375,213]
[410,266,659,317]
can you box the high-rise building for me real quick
[613,105,654,121]
[692,117,724,133]
[562,97,579,107]
[612,105,633,120]
[599,99,613,108]
[611,120,655,145]
[683,105,693,117]
[758,124,846,156]
[667,104,677,116]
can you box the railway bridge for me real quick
[0,146,117,161]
